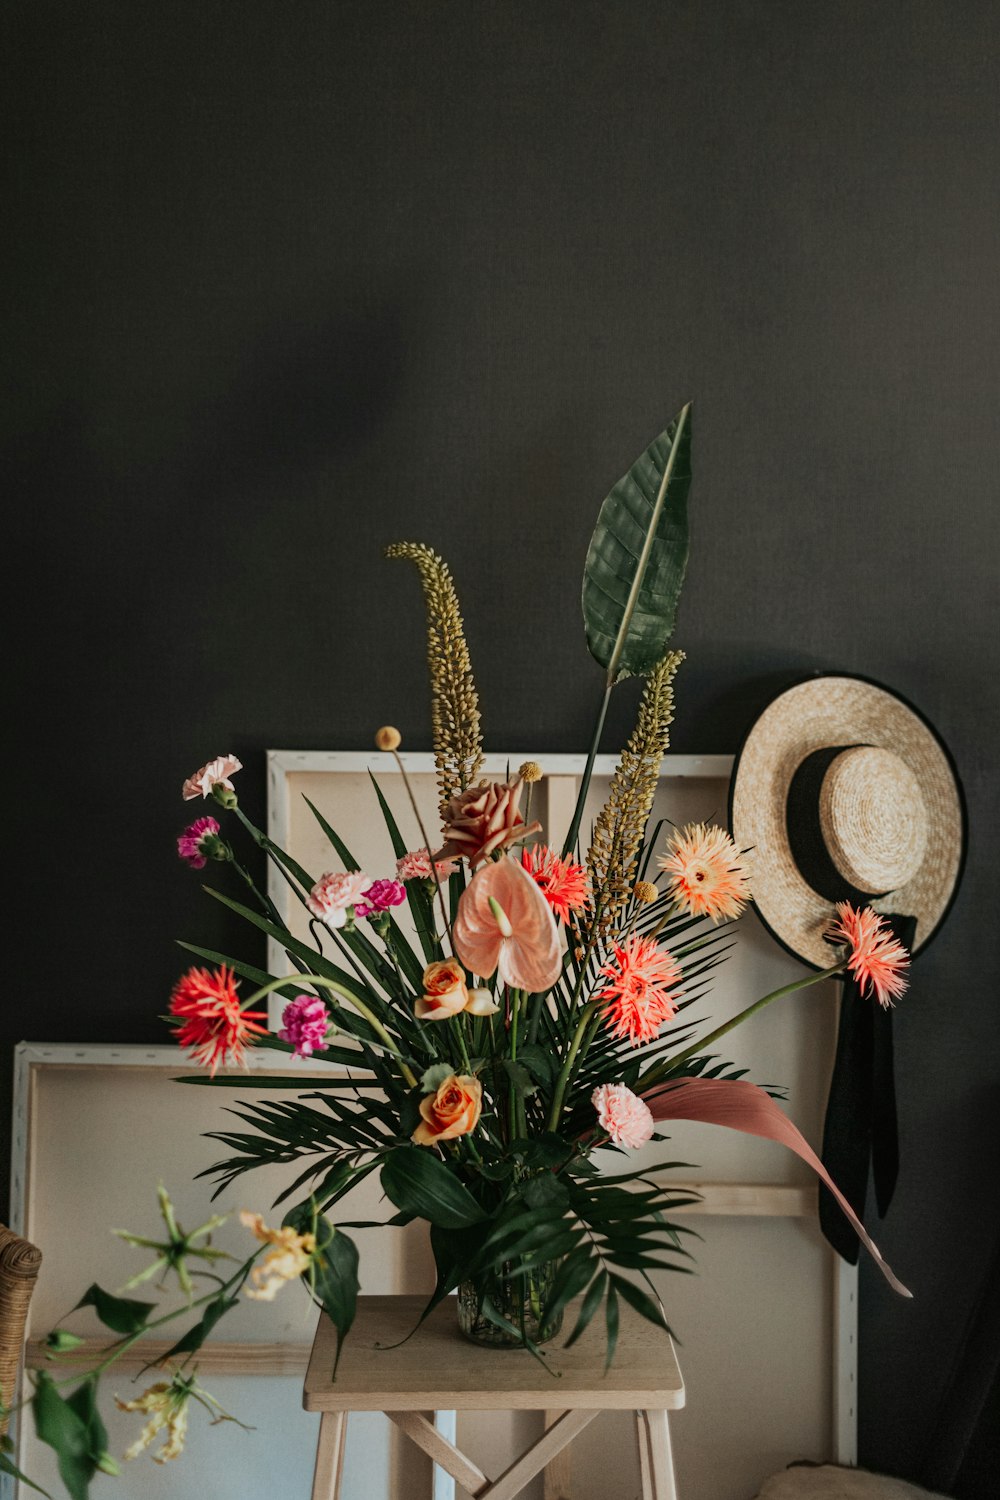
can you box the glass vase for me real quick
[456,1259,563,1348]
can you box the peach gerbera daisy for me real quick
[825,902,910,1009]
[520,844,589,923]
[168,965,269,1076]
[597,933,681,1046]
[658,822,751,922]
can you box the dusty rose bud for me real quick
[518,760,542,783]
[375,725,402,751]
[633,880,658,904]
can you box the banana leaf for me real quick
[582,404,692,684]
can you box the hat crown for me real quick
[819,746,928,895]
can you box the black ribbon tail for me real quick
[871,913,915,1217]
[819,976,874,1263]
[819,911,915,1258]
[871,1002,899,1217]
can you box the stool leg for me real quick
[311,1412,347,1500]
[639,1409,678,1500]
[635,1410,654,1499]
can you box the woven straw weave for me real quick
[0,1224,42,1434]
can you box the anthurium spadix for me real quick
[452,856,562,992]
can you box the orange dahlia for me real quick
[597,933,681,1046]
[825,902,910,1009]
[168,965,269,1076]
[520,844,589,923]
[658,822,751,922]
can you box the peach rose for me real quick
[437,776,542,867]
[412,1074,483,1146]
[414,959,469,1020]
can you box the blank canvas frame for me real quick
[264,749,860,1496]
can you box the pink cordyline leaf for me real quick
[644,1077,911,1297]
[453,856,563,992]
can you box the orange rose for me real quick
[414,959,469,1020]
[412,1074,483,1146]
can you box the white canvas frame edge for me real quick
[264,750,858,1465]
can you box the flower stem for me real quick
[561,683,613,860]
[391,749,455,954]
[642,961,845,1087]
[546,999,601,1131]
[243,975,417,1088]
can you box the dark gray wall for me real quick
[6,1,998,1490]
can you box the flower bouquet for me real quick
[6,406,911,1495]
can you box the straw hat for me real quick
[729,674,965,969]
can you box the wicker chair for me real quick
[0,1225,42,1436]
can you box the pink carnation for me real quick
[396,848,459,882]
[306,870,371,929]
[592,1083,655,1150]
[182,754,243,801]
[177,816,221,870]
[354,879,407,919]
[278,995,331,1058]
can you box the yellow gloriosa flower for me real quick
[117,1376,191,1463]
[240,1211,316,1301]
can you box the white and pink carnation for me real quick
[182,754,243,801]
[306,871,371,929]
[182,756,242,804]
[592,1083,655,1150]
[396,848,459,883]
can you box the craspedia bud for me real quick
[518,760,542,783]
[633,880,658,905]
[375,726,402,752]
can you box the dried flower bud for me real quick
[633,880,659,905]
[375,725,402,751]
[518,760,543,783]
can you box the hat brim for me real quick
[728,674,966,969]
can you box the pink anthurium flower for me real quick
[453,856,562,992]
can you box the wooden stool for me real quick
[304,1294,685,1500]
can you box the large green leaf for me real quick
[381,1147,487,1229]
[582,404,692,684]
[32,1375,103,1500]
[72,1284,154,1335]
[151,1290,239,1367]
[310,1222,360,1375]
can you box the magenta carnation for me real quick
[278,995,332,1058]
[355,879,407,919]
[177,816,222,870]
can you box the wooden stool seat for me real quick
[304,1294,685,1499]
